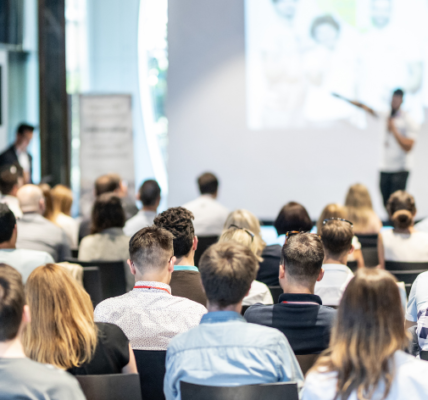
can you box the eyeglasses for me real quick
[229,224,255,242]
[285,231,301,239]
[322,218,353,227]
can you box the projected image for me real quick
[245,0,428,129]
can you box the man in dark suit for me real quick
[0,123,34,184]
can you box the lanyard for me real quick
[134,285,171,294]
[282,301,320,306]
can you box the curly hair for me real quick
[154,207,195,258]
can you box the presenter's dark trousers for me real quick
[380,171,409,208]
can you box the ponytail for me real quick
[391,209,413,229]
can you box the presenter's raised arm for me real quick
[331,93,378,117]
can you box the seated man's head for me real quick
[154,207,196,264]
[321,219,354,263]
[128,226,176,283]
[95,173,126,197]
[16,184,45,215]
[199,242,258,311]
[138,179,161,211]
[91,193,125,234]
[280,233,324,293]
[0,264,30,344]
[197,172,219,197]
[0,204,17,248]
[0,165,24,197]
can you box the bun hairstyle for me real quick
[387,191,416,229]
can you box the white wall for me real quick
[167,0,428,221]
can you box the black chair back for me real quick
[180,381,299,400]
[295,354,319,376]
[355,234,378,248]
[268,286,283,304]
[421,351,428,361]
[82,267,103,308]
[71,249,79,258]
[385,261,428,271]
[389,270,425,286]
[347,260,358,272]
[241,305,250,316]
[194,236,219,267]
[66,258,127,300]
[134,350,166,400]
[76,374,142,400]
[361,247,379,268]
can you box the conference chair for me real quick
[347,260,358,272]
[71,249,79,258]
[82,267,103,308]
[180,381,299,400]
[65,258,127,300]
[194,236,219,267]
[76,374,142,400]
[355,234,379,267]
[241,305,251,316]
[295,354,319,375]
[420,351,428,361]
[385,261,428,291]
[134,350,166,400]
[268,286,283,304]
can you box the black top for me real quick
[0,145,33,181]
[244,293,336,355]
[257,245,282,286]
[68,322,129,375]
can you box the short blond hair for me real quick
[51,184,73,216]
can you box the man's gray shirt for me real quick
[16,213,71,262]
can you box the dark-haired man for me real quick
[0,123,34,184]
[0,203,53,282]
[245,233,336,356]
[0,264,85,399]
[164,242,303,400]
[183,172,229,236]
[154,207,206,306]
[124,179,161,237]
[94,226,206,350]
[314,219,354,306]
[0,164,24,218]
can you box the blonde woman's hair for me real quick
[219,226,262,261]
[223,210,266,258]
[52,184,73,216]
[345,184,374,230]
[311,268,408,400]
[23,264,98,370]
[316,203,346,234]
[38,183,55,222]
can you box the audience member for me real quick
[0,204,53,281]
[317,203,364,268]
[124,179,161,237]
[16,185,71,262]
[153,207,207,306]
[79,173,138,241]
[78,193,132,289]
[378,191,428,268]
[245,233,336,355]
[51,185,79,249]
[258,202,313,286]
[0,264,85,399]
[164,242,303,400]
[94,226,206,350]
[0,123,34,183]
[219,226,273,305]
[315,219,354,306]
[0,164,23,219]
[183,172,229,236]
[23,263,137,375]
[303,269,428,400]
[344,183,383,234]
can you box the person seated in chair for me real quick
[245,233,336,355]
[154,207,207,306]
[315,219,355,306]
[0,264,85,399]
[94,226,207,350]
[164,242,303,400]
[0,164,24,219]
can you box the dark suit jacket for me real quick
[0,145,33,181]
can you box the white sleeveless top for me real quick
[382,229,428,262]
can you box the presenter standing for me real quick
[379,89,419,208]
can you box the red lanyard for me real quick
[134,285,170,294]
[282,301,320,306]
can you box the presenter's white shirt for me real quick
[16,149,31,174]
[381,110,419,172]
[302,351,428,400]
[182,195,229,236]
[406,271,428,350]
[381,229,428,262]
[314,264,354,306]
